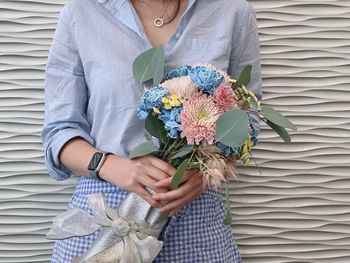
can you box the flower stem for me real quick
[163,138,183,162]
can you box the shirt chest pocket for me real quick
[180,37,232,72]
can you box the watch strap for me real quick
[88,151,110,181]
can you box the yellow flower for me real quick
[240,136,253,166]
[162,94,181,110]
[170,94,181,107]
[162,97,172,110]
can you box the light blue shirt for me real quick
[41,0,262,181]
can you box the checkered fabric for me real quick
[51,176,241,262]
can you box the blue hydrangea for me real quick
[164,65,191,80]
[158,107,182,139]
[189,66,224,95]
[217,142,238,156]
[137,86,169,120]
[250,124,258,147]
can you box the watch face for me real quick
[88,152,104,170]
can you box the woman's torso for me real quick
[66,0,250,192]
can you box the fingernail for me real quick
[153,194,160,200]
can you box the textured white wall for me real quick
[230,0,350,262]
[0,0,349,262]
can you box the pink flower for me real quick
[202,157,227,187]
[214,83,239,112]
[180,93,220,145]
[201,155,238,188]
[161,76,197,101]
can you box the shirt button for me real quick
[175,33,181,39]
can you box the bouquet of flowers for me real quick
[46,45,297,263]
[131,45,297,223]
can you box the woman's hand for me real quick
[99,154,177,208]
[153,169,207,216]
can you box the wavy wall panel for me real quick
[0,0,349,262]
[229,0,350,262]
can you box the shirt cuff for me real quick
[44,128,95,181]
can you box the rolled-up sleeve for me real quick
[228,2,262,136]
[41,4,94,181]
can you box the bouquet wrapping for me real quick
[47,191,168,263]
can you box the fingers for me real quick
[137,175,169,193]
[154,172,202,201]
[154,170,194,189]
[154,172,205,215]
[134,184,162,208]
[154,180,193,202]
[148,156,177,176]
[159,190,198,214]
[137,173,158,192]
[154,177,172,189]
[155,186,170,193]
[145,165,171,181]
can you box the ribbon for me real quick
[46,192,167,263]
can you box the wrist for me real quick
[99,154,129,181]
[98,153,114,181]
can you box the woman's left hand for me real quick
[153,169,207,216]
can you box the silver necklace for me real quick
[136,0,174,28]
[154,17,165,28]
[146,6,168,28]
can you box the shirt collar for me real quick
[96,0,196,13]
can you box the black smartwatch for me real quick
[87,151,109,181]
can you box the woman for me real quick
[41,0,262,262]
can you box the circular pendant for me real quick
[154,18,164,27]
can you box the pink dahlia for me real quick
[180,93,220,145]
[214,83,239,112]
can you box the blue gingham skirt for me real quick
[51,176,241,262]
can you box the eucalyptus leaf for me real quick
[171,158,190,189]
[233,64,252,88]
[266,120,291,143]
[223,184,232,225]
[129,141,157,159]
[152,46,166,85]
[132,45,165,85]
[261,105,297,131]
[216,109,249,148]
[171,145,194,159]
[145,112,162,138]
[223,210,233,225]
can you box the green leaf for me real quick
[266,120,291,143]
[152,46,166,85]
[171,145,194,159]
[132,45,165,85]
[233,64,252,88]
[223,209,232,225]
[145,112,162,138]
[171,158,190,189]
[223,184,232,225]
[261,105,297,131]
[129,141,157,159]
[216,109,249,148]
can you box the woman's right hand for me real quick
[99,154,177,208]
